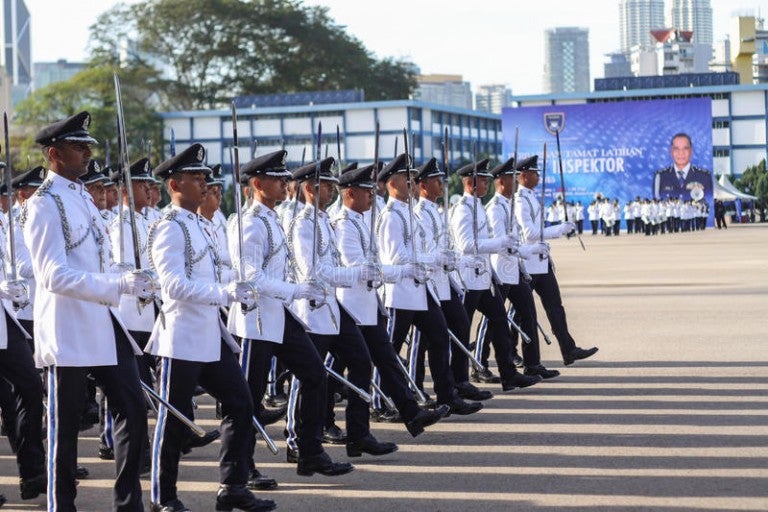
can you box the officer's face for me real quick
[173,172,208,206]
[52,141,92,178]
[256,176,287,202]
[670,136,692,169]
[465,176,489,198]
[519,169,539,188]
[86,182,107,210]
[420,176,443,200]
[131,180,151,210]
[105,185,118,208]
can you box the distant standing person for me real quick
[714,199,727,229]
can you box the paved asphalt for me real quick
[1,223,766,511]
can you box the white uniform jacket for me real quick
[332,206,398,326]
[146,205,237,363]
[227,202,298,343]
[413,198,454,301]
[289,204,359,335]
[449,193,504,291]
[212,209,232,270]
[22,172,140,367]
[377,198,427,311]
[110,209,155,332]
[485,193,521,286]
[7,209,36,322]
[514,186,562,275]
[0,217,31,349]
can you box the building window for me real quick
[713,149,730,157]
[713,120,730,129]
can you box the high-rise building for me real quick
[33,60,86,90]
[475,84,512,114]
[1,0,32,108]
[619,0,665,54]
[413,74,473,110]
[543,27,590,94]
[667,0,713,45]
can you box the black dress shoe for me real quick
[564,346,599,366]
[151,499,190,512]
[247,469,278,491]
[370,408,401,423]
[216,484,276,511]
[346,434,398,457]
[296,451,354,477]
[501,372,541,391]
[286,447,299,463]
[322,424,347,444]
[20,473,46,500]
[76,465,89,479]
[456,381,494,401]
[0,492,6,507]
[443,398,483,416]
[265,392,287,408]
[259,404,288,426]
[405,404,450,437]
[182,429,220,455]
[471,368,500,384]
[524,365,561,379]
[98,444,115,460]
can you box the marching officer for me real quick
[0,163,46,503]
[333,162,451,434]
[514,155,599,366]
[412,158,492,400]
[146,143,275,512]
[449,158,542,391]
[484,157,559,379]
[288,157,399,459]
[227,150,353,481]
[23,111,151,511]
[377,153,482,416]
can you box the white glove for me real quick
[560,221,576,237]
[516,244,535,259]
[500,234,517,250]
[293,282,326,303]
[402,262,429,284]
[226,280,256,310]
[358,262,383,283]
[0,279,29,304]
[519,242,549,259]
[439,249,458,271]
[119,271,156,300]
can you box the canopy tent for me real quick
[714,175,758,201]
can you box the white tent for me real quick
[714,175,758,201]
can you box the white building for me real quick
[160,99,502,172]
[619,0,665,54]
[475,84,513,114]
[414,74,473,110]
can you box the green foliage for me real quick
[88,0,416,110]
[733,158,768,208]
[14,63,164,167]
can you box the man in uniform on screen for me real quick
[653,133,712,201]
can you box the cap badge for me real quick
[197,147,204,162]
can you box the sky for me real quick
[23,0,768,96]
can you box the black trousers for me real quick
[359,313,421,422]
[463,287,517,383]
[47,316,147,512]
[0,314,44,480]
[389,295,457,404]
[151,342,253,505]
[501,280,542,367]
[242,311,326,459]
[309,308,372,443]
[590,220,598,235]
[529,264,577,359]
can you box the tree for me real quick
[88,0,416,110]
[733,159,768,210]
[14,63,164,167]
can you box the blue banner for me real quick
[502,98,713,227]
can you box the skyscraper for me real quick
[619,0,665,53]
[543,27,590,94]
[1,0,32,107]
[475,84,513,114]
[667,0,713,45]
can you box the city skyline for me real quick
[22,0,768,97]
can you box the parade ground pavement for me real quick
[1,223,766,511]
